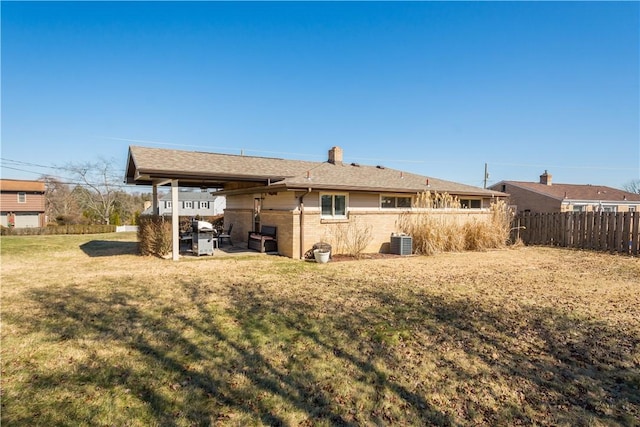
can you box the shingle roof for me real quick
[277,162,497,195]
[499,181,640,202]
[126,145,503,197]
[126,145,318,184]
[158,192,218,201]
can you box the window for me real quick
[184,201,193,209]
[381,196,412,209]
[17,192,26,203]
[573,205,585,212]
[321,193,347,218]
[460,199,481,209]
[630,206,636,213]
[165,201,172,209]
[200,201,209,209]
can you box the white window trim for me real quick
[320,192,348,219]
[459,198,482,209]
[17,192,26,203]
[380,194,413,209]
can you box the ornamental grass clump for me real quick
[398,192,513,255]
[464,200,512,251]
[137,215,172,256]
[397,191,465,255]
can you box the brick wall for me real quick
[259,210,298,258]
[227,192,496,259]
[300,209,492,258]
[222,209,253,244]
[498,184,561,213]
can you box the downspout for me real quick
[299,188,311,259]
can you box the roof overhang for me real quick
[216,182,507,198]
[125,149,286,188]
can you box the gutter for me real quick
[298,188,312,259]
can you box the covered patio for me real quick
[124,145,300,260]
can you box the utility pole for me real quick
[483,163,490,189]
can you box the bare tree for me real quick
[40,175,83,224]
[64,158,122,225]
[623,179,640,195]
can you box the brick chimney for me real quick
[540,170,552,186]
[328,146,343,165]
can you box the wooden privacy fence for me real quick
[513,211,639,256]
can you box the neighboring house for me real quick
[0,179,46,228]
[489,171,640,214]
[125,145,506,259]
[142,191,225,216]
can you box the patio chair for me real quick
[218,223,233,246]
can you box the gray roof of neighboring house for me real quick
[126,145,504,197]
[158,192,219,201]
[493,181,640,202]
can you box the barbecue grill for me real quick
[192,220,216,256]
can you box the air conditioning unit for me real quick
[390,234,412,256]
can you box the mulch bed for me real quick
[329,253,410,262]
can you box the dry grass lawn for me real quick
[1,233,639,426]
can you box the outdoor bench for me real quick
[248,225,278,253]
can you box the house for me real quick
[0,179,46,228]
[125,145,506,259]
[489,171,640,214]
[142,191,225,217]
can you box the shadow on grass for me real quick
[3,276,639,426]
[79,240,139,257]
[359,289,640,425]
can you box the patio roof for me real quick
[125,145,317,188]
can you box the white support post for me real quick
[171,180,180,261]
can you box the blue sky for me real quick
[2,1,638,190]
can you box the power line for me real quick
[488,161,638,171]
[0,158,66,171]
[0,163,131,189]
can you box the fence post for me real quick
[566,212,573,248]
[524,212,531,244]
[632,211,639,256]
[607,212,615,253]
[615,212,625,253]
[622,212,631,255]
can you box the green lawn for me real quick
[1,233,639,426]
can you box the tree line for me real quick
[42,159,150,226]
